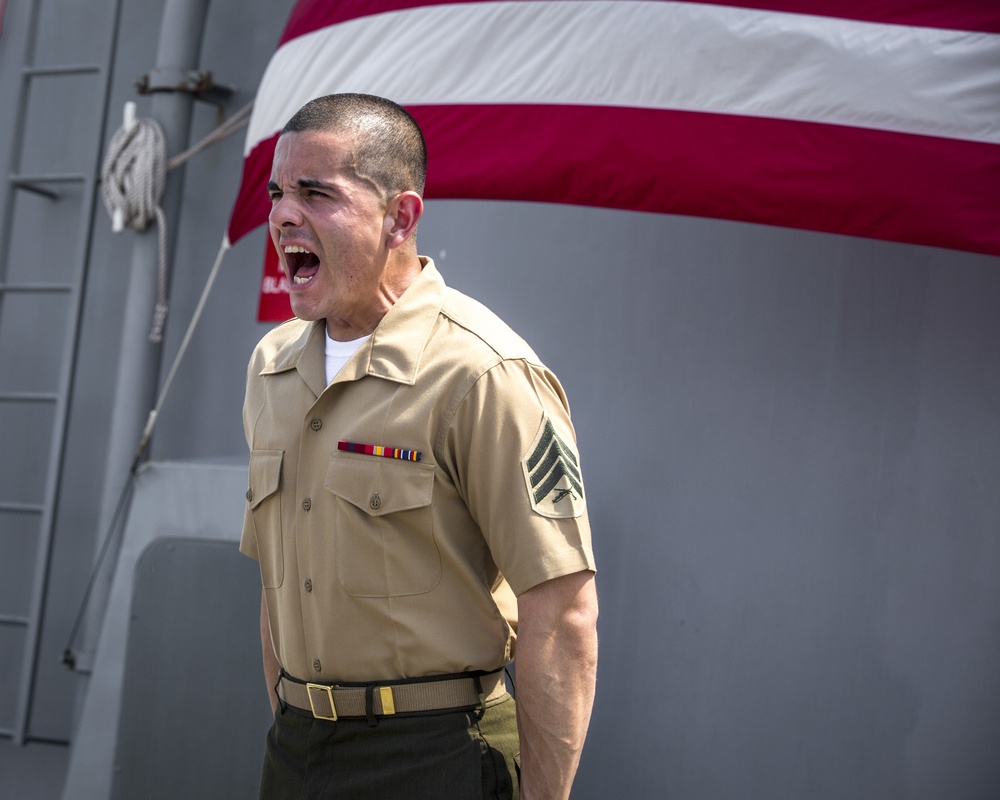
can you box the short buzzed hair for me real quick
[282,94,427,198]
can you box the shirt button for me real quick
[302,497,312,511]
[313,659,322,673]
[304,578,313,593]
[245,488,253,502]
[310,418,322,431]
[370,492,382,510]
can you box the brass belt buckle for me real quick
[306,683,338,721]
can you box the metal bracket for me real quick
[12,180,60,200]
[134,67,233,108]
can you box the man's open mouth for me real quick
[284,244,320,285]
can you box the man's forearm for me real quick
[515,571,599,800]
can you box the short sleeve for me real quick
[445,359,596,595]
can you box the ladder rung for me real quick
[0,282,74,294]
[0,503,45,514]
[0,615,30,627]
[0,392,59,403]
[23,64,102,78]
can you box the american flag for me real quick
[227,0,1000,321]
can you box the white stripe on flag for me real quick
[244,0,1000,155]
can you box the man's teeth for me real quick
[284,245,314,284]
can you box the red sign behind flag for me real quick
[256,244,290,323]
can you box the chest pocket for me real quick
[248,449,284,588]
[325,453,439,597]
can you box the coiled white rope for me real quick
[100,100,253,342]
[101,116,169,341]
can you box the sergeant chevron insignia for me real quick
[521,416,586,519]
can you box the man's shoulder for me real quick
[438,287,540,364]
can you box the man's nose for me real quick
[269,194,301,228]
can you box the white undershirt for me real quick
[325,330,370,384]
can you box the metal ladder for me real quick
[0,0,120,744]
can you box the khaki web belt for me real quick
[278,670,506,721]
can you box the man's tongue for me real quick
[290,252,320,284]
[293,263,319,284]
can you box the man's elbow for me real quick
[568,572,599,639]
[544,570,600,659]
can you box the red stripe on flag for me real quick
[280,0,1000,42]
[415,104,1000,257]
[232,105,1000,259]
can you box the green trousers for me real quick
[259,693,520,800]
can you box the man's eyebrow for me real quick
[267,178,338,193]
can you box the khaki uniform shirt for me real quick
[241,259,595,683]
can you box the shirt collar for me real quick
[362,256,444,385]
[260,257,445,394]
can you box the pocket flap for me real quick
[249,450,283,509]
[325,452,434,516]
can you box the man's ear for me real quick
[385,191,424,249]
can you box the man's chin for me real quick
[288,299,321,322]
